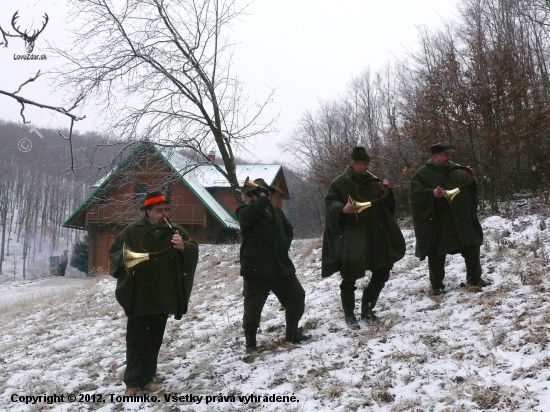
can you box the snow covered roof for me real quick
[194,164,283,188]
[156,149,240,230]
[64,142,287,230]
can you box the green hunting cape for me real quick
[409,159,483,260]
[236,196,295,278]
[322,166,406,281]
[109,215,199,319]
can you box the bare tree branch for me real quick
[13,71,42,95]
[0,23,21,48]
[51,0,276,205]
[0,89,85,122]
[0,75,86,172]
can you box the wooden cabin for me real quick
[63,142,290,274]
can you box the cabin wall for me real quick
[70,147,288,274]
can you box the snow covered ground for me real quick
[0,212,549,411]
[0,276,92,310]
[0,240,80,283]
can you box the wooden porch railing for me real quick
[86,204,207,226]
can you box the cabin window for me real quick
[135,184,148,203]
[134,184,171,203]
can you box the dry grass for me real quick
[2,213,550,411]
[390,397,422,411]
[470,385,502,409]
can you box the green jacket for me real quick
[109,215,199,319]
[236,197,295,278]
[322,166,406,281]
[409,159,483,260]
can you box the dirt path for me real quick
[0,276,95,309]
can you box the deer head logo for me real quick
[11,11,49,54]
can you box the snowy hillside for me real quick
[1,213,550,411]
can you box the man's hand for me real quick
[342,197,355,214]
[252,187,270,198]
[433,187,445,198]
[379,179,390,190]
[171,230,185,250]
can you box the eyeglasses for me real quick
[153,207,170,213]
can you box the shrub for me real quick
[70,234,89,274]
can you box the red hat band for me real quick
[144,195,166,207]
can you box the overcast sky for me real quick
[0,0,458,164]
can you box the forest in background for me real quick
[0,120,288,278]
[284,0,550,237]
[0,120,117,277]
[3,0,550,270]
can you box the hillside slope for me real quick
[0,214,549,411]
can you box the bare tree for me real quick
[52,0,276,205]
[347,68,385,151]
[282,167,325,238]
[0,76,84,158]
[284,100,358,186]
[385,0,550,212]
[0,162,16,274]
[0,12,84,161]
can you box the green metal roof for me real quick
[63,142,240,230]
[156,148,240,230]
[62,142,144,229]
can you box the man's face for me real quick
[146,202,170,224]
[351,160,370,175]
[433,151,453,166]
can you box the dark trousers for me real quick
[428,244,482,288]
[124,314,168,388]
[340,267,391,317]
[242,275,305,332]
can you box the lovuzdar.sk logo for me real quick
[11,11,49,60]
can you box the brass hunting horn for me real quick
[243,176,286,196]
[437,162,474,206]
[349,171,391,219]
[123,217,177,269]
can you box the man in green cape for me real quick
[109,191,199,396]
[409,142,489,295]
[237,178,309,351]
[322,147,405,329]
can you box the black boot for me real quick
[345,316,360,329]
[244,329,257,352]
[361,302,379,325]
[341,287,360,330]
[285,324,310,344]
[360,268,388,323]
